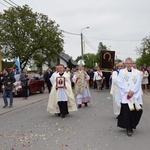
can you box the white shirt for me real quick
[93,71,103,81]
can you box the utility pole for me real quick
[81,32,84,62]
[80,27,89,64]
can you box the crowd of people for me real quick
[0,58,150,137]
[45,58,150,137]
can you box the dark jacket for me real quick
[44,71,53,84]
[20,73,28,86]
[2,73,16,90]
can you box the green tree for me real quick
[0,5,64,70]
[136,54,150,66]
[76,53,96,68]
[136,36,150,66]
[84,53,96,68]
[98,42,107,52]
[136,36,150,55]
[95,42,107,63]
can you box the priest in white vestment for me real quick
[110,62,124,116]
[47,65,77,118]
[72,65,91,108]
[117,57,143,136]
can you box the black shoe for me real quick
[127,131,132,136]
[78,104,82,108]
[126,129,133,136]
[3,105,8,108]
[61,114,65,118]
[116,115,119,119]
[9,105,12,108]
[58,113,61,116]
[55,113,61,116]
[84,103,88,107]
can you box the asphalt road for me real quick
[0,89,150,150]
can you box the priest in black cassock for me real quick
[117,57,143,136]
[47,64,77,118]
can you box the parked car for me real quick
[13,73,45,96]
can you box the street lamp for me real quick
[81,27,89,64]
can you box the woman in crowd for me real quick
[141,67,149,92]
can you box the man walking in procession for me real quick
[110,62,124,117]
[47,64,77,118]
[72,65,91,108]
[117,57,143,136]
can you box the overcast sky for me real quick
[0,0,150,62]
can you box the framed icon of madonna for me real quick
[100,50,115,72]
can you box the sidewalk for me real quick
[0,89,150,116]
[0,90,49,116]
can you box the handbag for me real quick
[4,84,13,90]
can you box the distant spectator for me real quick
[141,67,149,92]
[89,69,94,88]
[2,68,16,108]
[0,71,3,94]
[44,68,53,93]
[93,67,103,92]
[20,70,29,99]
[147,66,150,90]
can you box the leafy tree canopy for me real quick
[0,5,64,70]
[95,42,107,63]
[136,36,150,66]
[136,53,150,67]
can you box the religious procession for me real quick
[45,54,150,137]
[0,52,150,138]
[1,1,150,149]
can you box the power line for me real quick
[60,29,141,56]
[64,35,80,40]
[61,29,96,50]
[83,36,97,51]
[60,29,80,36]
[84,40,97,52]
[60,29,97,51]
[8,0,19,7]
[86,36,141,42]
[0,1,9,8]
[3,0,15,7]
